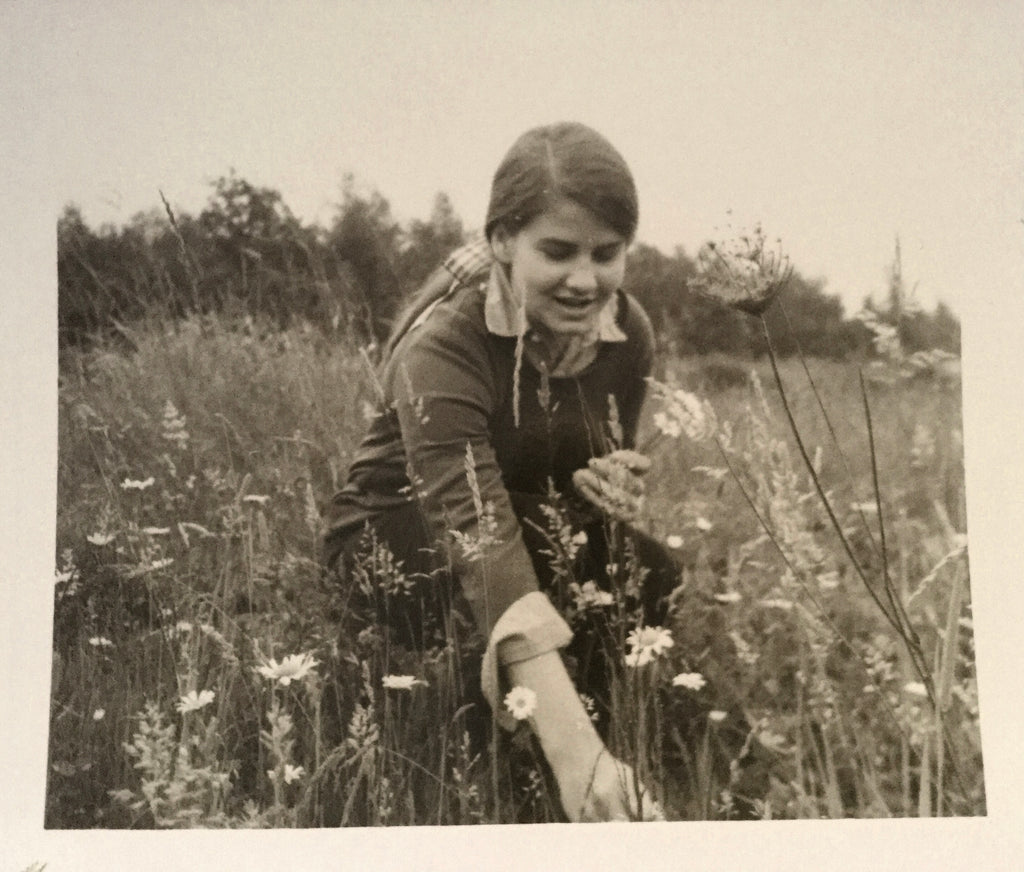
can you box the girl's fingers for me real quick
[606,449,652,475]
[572,469,604,505]
[587,457,646,496]
[573,478,640,524]
[576,756,662,822]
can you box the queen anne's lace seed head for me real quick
[688,223,791,316]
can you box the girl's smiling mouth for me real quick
[553,294,600,311]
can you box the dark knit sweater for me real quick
[324,272,655,637]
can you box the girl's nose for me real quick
[565,260,598,293]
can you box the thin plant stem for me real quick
[758,316,903,633]
[777,300,883,562]
[859,370,929,680]
[713,436,910,738]
[759,313,971,803]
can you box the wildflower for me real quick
[758,598,794,611]
[177,521,215,547]
[256,652,319,686]
[303,481,322,536]
[728,630,760,666]
[693,465,729,481]
[572,452,649,524]
[360,400,379,423]
[55,561,77,587]
[758,729,790,753]
[161,400,190,449]
[904,681,928,699]
[93,708,106,721]
[856,309,903,361]
[267,764,306,784]
[87,532,115,546]
[176,689,215,713]
[652,412,681,439]
[695,517,713,532]
[647,381,717,442]
[625,626,674,667]
[688,224,791,316]
[666,534,684,549]
[147,558,174,571]
[708,710,728,723]
[571,530,589,547]
[816,570,840,590]
[910,423,936,469]
[504,686,538,721]
[120,476,155,491]
[451,501,500,561]
[714,591,741,604]
[88,636,114,648]
[381,674,428,691]
[672,672,707,691]
[578,693,599,723]
[569,580,615,610]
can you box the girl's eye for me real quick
[592,244,623,264]
[537,242,623,263]
[538,243,575,262]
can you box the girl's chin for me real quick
[539,319,596,338]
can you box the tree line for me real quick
[57,172,960,358]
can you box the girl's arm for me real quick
[391,299,659,820]
[507,650,660,821]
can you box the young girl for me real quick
[323,122,677,822]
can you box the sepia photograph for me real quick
[3,0,1023,869]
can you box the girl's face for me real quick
[492,196,627,339]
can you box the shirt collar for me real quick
[442,235,626,343]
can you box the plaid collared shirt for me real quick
[443,233,493,285]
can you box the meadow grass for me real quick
[48,314,981,826]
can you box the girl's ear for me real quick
[489,226,516,264]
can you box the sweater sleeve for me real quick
[482,591,573,731]
[388,304,546,638]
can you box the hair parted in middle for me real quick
[484,122,639,243]
[385,122,638,357]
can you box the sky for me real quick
[4,2,1024,868]
[4,0,1022,316]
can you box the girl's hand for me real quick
[572,449,651,524]
[558,748,665,823]
[504,648,663,822]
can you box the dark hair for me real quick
[386,123,637,355]
[485,122,638,243]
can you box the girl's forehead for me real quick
[526,196,625,244]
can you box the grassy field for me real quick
[47,314,981,827]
